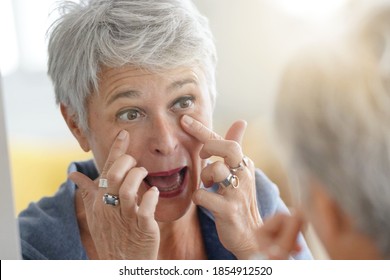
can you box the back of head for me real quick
[274,5,390,258]
[47,0,217,131]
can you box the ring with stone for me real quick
[103,193,119,206]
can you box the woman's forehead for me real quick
[93,65,210,105]
[98,65,203,81]
[96,65,207,97]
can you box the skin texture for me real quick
[63,66,267,259]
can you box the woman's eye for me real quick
[116,109,143,121]
[172,96,194,110]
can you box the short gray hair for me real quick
[274,7,390,258]
[47,0,217,131]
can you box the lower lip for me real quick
[156,169,188,199]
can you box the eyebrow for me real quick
[167,78,198,91]
[106,77,198,106]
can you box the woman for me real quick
[272,5,390,259]
[18,0,311,260]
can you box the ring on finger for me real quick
[218,173,239,188]
[229,155,250,174]
[99,178,108,188]
[103,193,120,206]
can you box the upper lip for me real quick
[146,167,185,176]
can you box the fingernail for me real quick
[139,166,148,175]
[151,186,159,192]
[182,115,193,126]
[118,130,127,140]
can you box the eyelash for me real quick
[171,95,195,111]
[116,95,195,122]
[116,107,145,122]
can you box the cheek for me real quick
[122,127,152,160]
[88,131,118,173]
[185,112,212,161]
[189,142,205,171]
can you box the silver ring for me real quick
[103,193,119,206]
[99,178,108,188]
[218,173,239,188]
[229,155,249,174]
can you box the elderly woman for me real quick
[272,5,390,259]
[18,0,311,260]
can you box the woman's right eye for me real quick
[116,109,144,122]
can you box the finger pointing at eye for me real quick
[181,115,246,168]
[181,114,223,142]
[100,130,130,179]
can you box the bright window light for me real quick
[271,0,348,22]
[0,0,19,76]
[2,0,80,74]
[14,0,55,72]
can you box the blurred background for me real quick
[0,0,376,259]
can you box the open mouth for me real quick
[144,166,188,198]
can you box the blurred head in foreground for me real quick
[274,5,390,259]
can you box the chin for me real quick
[153,180,199,223]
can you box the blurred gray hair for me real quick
[274,6,390,258]
[47,0,217,131]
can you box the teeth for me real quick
[157,183,180,192]
[155,169,185,192]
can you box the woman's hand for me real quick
[69,130,160,259]
[181,115,263,259]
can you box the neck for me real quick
[157,203,206,260]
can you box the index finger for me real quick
[224,120,247,145]
[100,130,130,178]
[181,115,223,143]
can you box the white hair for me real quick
[47,0,217,131]
[274,6,390,258]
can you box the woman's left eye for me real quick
[172,96,195,110]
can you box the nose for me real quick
[148,116,179,156]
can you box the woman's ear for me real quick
[309,179,353,258]
[310,180,381,259]
[60,103,90,152]
[312,185,346,235]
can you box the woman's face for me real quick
[81,66,213,222]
